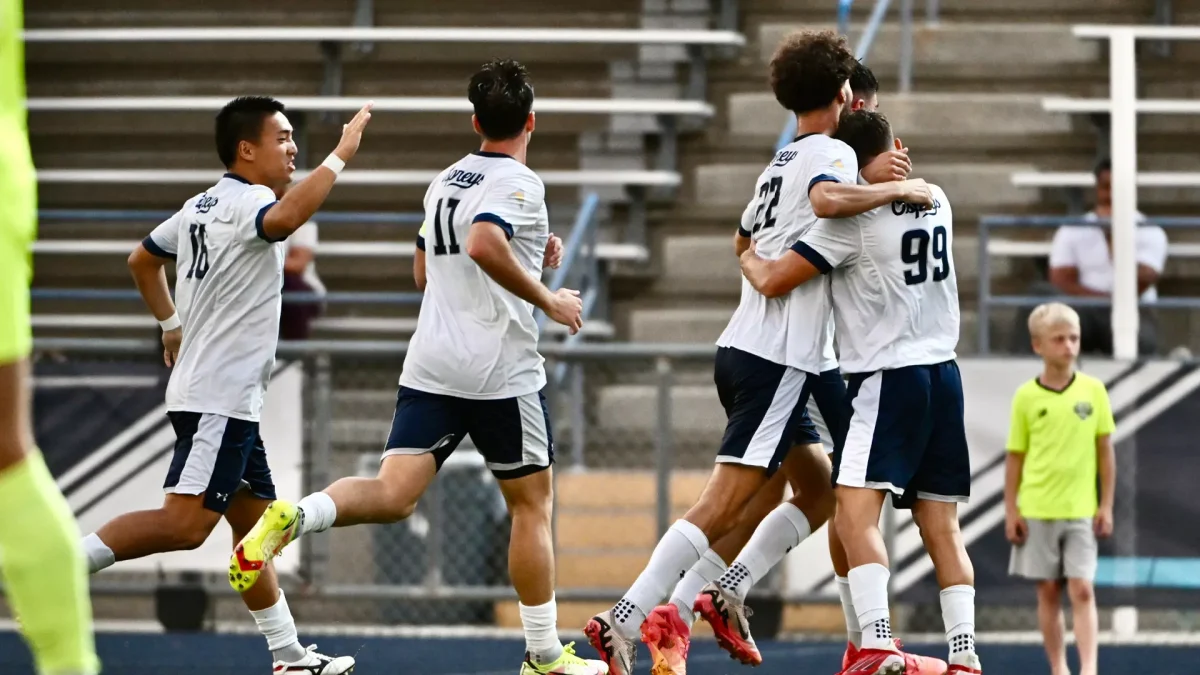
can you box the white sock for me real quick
[941,585,976,656]
[670,548,727,626]
[836,575,862,647]
[719,503,812,602]
[296,492,337,536]
[520,596,564,665]
[614,519,708,639]
[249,589,306,663]
[849,563,893,650]
[82,533,115,574]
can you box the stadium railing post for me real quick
[1108,29,1140,361]
[654,356,674,539]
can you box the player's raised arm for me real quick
[810,176,931,219]
[813,115,932,218]
[465,220,582,334]
[258,102,374,241]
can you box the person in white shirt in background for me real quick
[279,220,325,340]
[1047,158,1167,355]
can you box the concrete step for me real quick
[654,234,743,295]
[694,162,1040,213]
[728,92,1071,143]
[628,306,734,343]
[758,22,1099,75]
[555,470,710,511]
[595,383,725,433]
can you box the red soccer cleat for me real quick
[841,642,859,672]
[693,582,762,666]
[893,640,948,675]
[641,604,692,675]
[839,646,905,675]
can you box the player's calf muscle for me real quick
[0,359,33,469]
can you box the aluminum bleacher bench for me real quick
[36,168,682,189]
[23,27,746,47]
[31,239,649,263]
[31,313,615,338]
[1041,97,1200,115]
[1010,171,1200,189]
[25,96,714,118]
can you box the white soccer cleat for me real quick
[272,644,355,674]
[584,610,637,675]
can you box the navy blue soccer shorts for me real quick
[714,347,814,476]
[164,411,277,514]
[831,360,970,506]
[383,386,554,480]
[794,368,847,453]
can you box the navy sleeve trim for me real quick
[474,212,514,240]
[807,173,841,194]
[790,241,832,274]
[255,202,286,243]
[737,226,752,238]
[416,235,426,251]
[141,236,176,260]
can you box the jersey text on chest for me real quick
[443,169,487,189]
[891,198,942,218]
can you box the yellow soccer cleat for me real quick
[229,500,300,593]
[520,642,610,675]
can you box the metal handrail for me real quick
[536,192,602,332]
[976,213,1200,354]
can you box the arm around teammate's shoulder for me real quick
[809,178,933,219]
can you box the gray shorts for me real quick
[1009,518,1098,581]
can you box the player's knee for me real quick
[174,525,212,551]
[1067,578,1094,604]
[1036,580,1062,604]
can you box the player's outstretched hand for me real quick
[546,288,584,335]
[162,327,182,368]
[861,138,912,183]
[897,178,934,207]
[1005,512,1028,545]
[333,101,375,163]
[543,233,564,269]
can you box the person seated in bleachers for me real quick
[1046,158,1167,356]
[279,220,324,340]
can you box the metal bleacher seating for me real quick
[25,4,745,342]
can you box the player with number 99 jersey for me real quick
[793,112,967,507]
[402,151,550,399]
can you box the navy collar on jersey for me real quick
[472,150,515,160]
[1035,372,1076,394]
[793,132,821,143]
[222,172,252,185]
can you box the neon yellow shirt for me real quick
[0,0,36,363]
[1006,371,1115,519]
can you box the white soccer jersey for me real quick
[794,184,960,373]
[401,151,550,399]
[717,133,857,372]
[143,173,286,421]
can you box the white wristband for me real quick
[321,153,346,175]
[159,313,182,332]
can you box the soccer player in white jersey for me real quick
[671,58,943,675]
[583,32,932,675]
[230,60,605,675]
[740,110,982,675]
[78,96,369,673]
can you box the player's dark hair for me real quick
[469,59,535,141]
[1093,157,1112,177]
[215,96,286,169]
[849,60,878,99]
[770,30,857,114]
[834,110,894,168]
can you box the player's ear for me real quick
[526,111,536,134]
[237,139,254,164]
[471,114,483,136]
